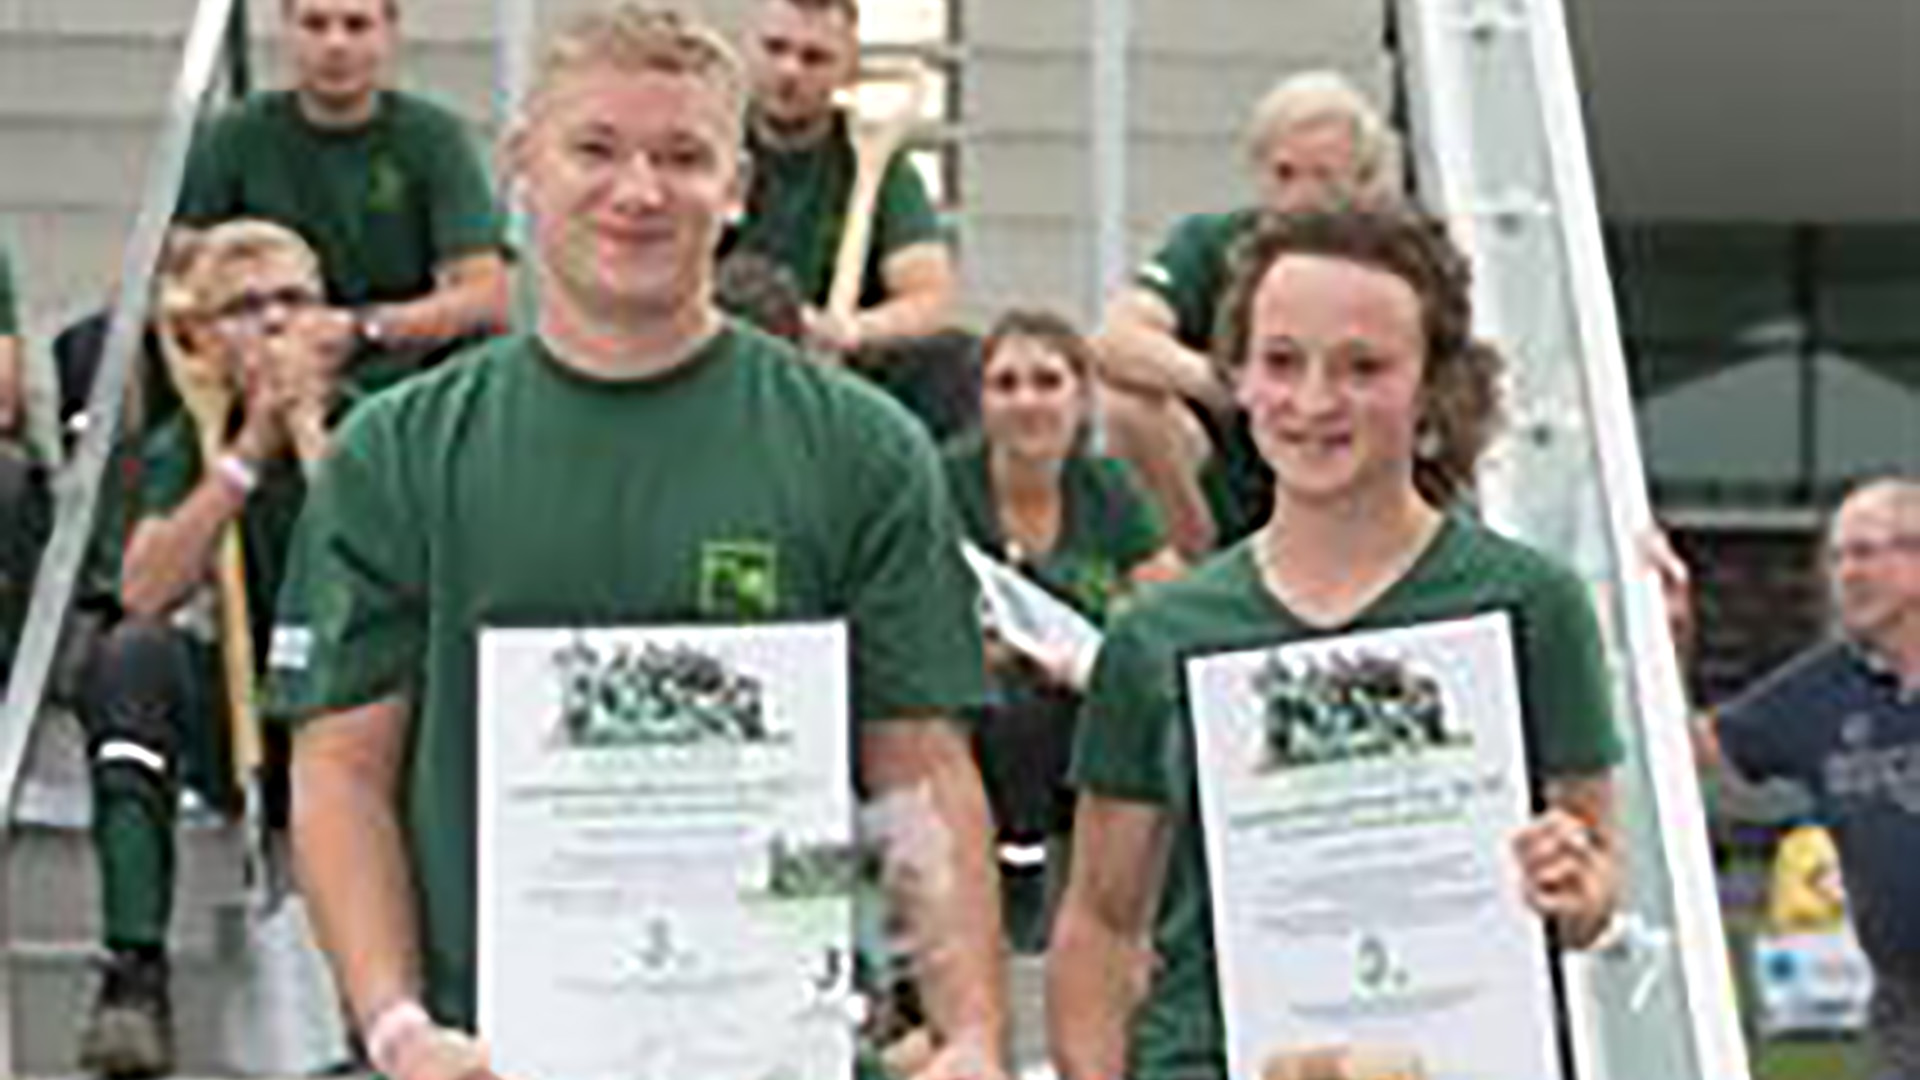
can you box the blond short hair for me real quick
[1243,70,1400,198]
[529,4,746,121]
[174,219,322,317]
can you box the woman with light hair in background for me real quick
[1097,68,1405,557]
[77,218,346,1078]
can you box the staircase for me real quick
[6,708,350,1079]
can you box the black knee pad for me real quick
[80,620,193,768]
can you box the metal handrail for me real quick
[1394,0,1751,1076]
[0,0,237,1066]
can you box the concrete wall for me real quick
[0,0,1389,342]
[958,0,1390,323]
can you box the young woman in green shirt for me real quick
[943,309,1181,951]
[1049,210,1625,1080]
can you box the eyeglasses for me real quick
[211,286,323,325]
[1827,535,1920,566]
[984,369,1072,395]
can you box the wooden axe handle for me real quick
[824,68,933,323]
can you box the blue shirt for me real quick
[1720,641,1920,976]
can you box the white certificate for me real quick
[478,623,855,1080]
[1187,613,1571,1080]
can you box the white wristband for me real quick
[364,998,433,1077]
[213,453,259,496]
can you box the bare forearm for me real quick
[0,337,22,436]
[853,288,949,346]
[367,261,508,349]
[1046,909,1142,1080]
[1099,323,1220,403]
[855,245,955,348]
[862,721,1007,1053]
[119,476,248,618]
[293,716,423,1027]
[912,746,1005,1047]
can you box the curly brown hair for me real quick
[1212,208,1504,507]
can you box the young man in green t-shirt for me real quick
[175,0,509,395]
[270,9,1005,1080]
[731,0,957,361]
[1097,71,1401,556]
[76,221,341,1079]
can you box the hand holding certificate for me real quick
[1187,614,1576,1080]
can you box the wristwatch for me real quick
[353,309,387,349]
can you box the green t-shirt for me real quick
[1136,209,1273,547]
[732,112,945,309]
[0,248,17,336]
[941,434,1165,627]
[138,416,310,657]
[1134,209,1261,353]
[269,322,986,1029]
[176,90,502,392]
[1070,514,1623,1080]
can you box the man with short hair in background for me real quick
[729,0,969,433]
[176,0,509,396]
[1673,479,1920,1079]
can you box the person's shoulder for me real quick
[381,90,478,137]
[332,333,524,453]
[1735,641,1857,708]
[730,322,931,447]
[1169,207,1260,245]
[1108,543,1254,645]
[200,91,293,141]
[1439,514,1588,599]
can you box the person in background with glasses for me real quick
[1666,478,1920,1080]
[940,309,1182,953]
[77,220,346,1079]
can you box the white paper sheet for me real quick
[1187,613,1570,1080]
[478,623,855,1080]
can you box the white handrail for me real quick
[1392,0,1753,1076]
[0,0,238,1067]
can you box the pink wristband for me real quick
[364,999,433,1076]
[213,453,259,496]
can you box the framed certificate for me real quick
[477,623,856,1080]
[1186,613,1575,1080]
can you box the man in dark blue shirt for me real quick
[1692,479,1920,1079]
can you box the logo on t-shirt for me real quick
[700,541,779,619]
[367,157,407,213]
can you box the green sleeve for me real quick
[174,117,239,225]
[937,436,995,550]
[1069,611,1178,804]
[1133,213,1234,349]
[870,151,944,263]
[417,110,504,263]
[138,418,202,520]
[1092,458,1167,571]
[1516,560,1624,777]
[841,397,984,723]
[0,249,17,336]
[265,403,428,721]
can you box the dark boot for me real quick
[78,949,174,1078]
